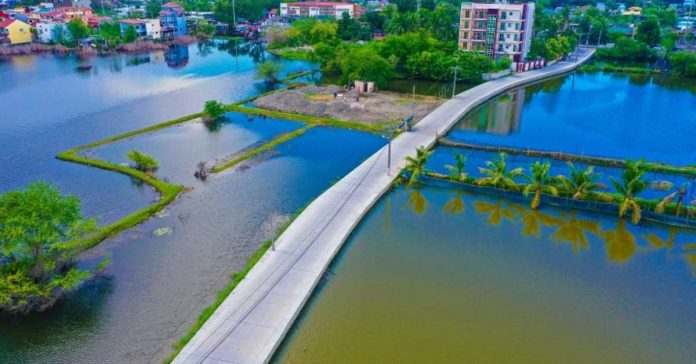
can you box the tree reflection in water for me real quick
[442,191,465,215]
[601,220,637,263]
[405,189,428,215]
[510,204,561,238]
[473,199,516,226]
[550,211,601,253]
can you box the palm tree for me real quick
[558,162,600,200]
[475,152,524,190]
[523,161,559,209]
[445,154,467,182]
[404,146,433,185]
[610,160,648,224]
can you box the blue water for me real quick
[447,72,696,166]
[0,41,389,363]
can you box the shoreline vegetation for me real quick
[0,35,199,58]
[400,148,696,229]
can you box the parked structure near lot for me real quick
[458,2,535,62]
[280,1,360,19]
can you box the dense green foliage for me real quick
[254,60,283,84]
[670,52,696,77]
[596,37,656,61]
[0,182,102,314]
[635,15,661,47]
[203,100,226,121]
[127,150,159,172]
[214,0,278,23]
[66,18,90,45]
[195,20,217,38]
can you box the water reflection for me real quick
[454,88,524,135]
[165,44,189,69]
[405,186,696,267]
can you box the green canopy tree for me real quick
[0,182,103,314]
[339,46,394,87]
[610,160,648,224]
[66,18,91,45]
[255,60,283,84]
[635,15,661,47]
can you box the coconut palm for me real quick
[445,154,468,182]
[475,152,523,190]
[610,160,648,224]
[558,162,600,200]
[404,146,433,185]
[523,161,559,209]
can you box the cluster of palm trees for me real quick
[402,147,670,225]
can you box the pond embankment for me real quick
[173,47,596,363]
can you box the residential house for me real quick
[458,2,535,62]
[119,18,161,39]
[280,2,359,19]
[160,2,186,38]
[0,18,31,44]
[36,19,68,42]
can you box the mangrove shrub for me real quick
[127,150,159,172]
[0,182,104,314]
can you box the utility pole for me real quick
[451,66,460,99]
[232,0,237,28]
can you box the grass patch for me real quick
[56,150,183,251]
[580,63,659,75]
[272,48,314,61]
[227,104,394,134]
[211,125,314,173]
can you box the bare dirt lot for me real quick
[252,85,444,125]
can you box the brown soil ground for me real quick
[252,85,444,125]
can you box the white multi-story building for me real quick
[279,2,359,19]
[458,2,535,62]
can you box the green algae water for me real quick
[274,186,696,363]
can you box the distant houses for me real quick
[279,2,361,19]
[119,18,161,40]
[160,2,186,38]
[0,18,31,44]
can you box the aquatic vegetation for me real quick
[475,152,524,190]
[523,161,559,209]
[127,150,160,173]
[203,100,226,122]
[610,160,648,224]
[0,182,107,314]
[154,227,173,236]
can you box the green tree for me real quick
[610,160,648,224]
[523,161,559,210]
[635,15,661,47]
[98,21,123,47]
[670,51,696,77]
[123,25,138,43]
[404,146,433,185]
[146,0,162,18]
[203,100,226,121]
[339,46,394,87]
[475,152,524,189]
[255,60,282,84]
[196,19,217,38]
[66,18,91,45]
[558,162,600,200]
[309,21,338,45]
[0,182,101,314]
[445,154,467,182]
[127,150,159,172]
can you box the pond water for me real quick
[274,185,696,363]
[0,41,388,362]
[447,72,696,166]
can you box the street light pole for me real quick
[232,0,237,28]
[452,67,457,98]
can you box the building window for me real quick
[515,23,520,30]
[498,44,503,51]
[463,21,469,29]
[465,10,470,18]
[514,34,518,41]
[501,12,506,19]
[499,34,504,41]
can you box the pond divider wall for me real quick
[172,47,597,363]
